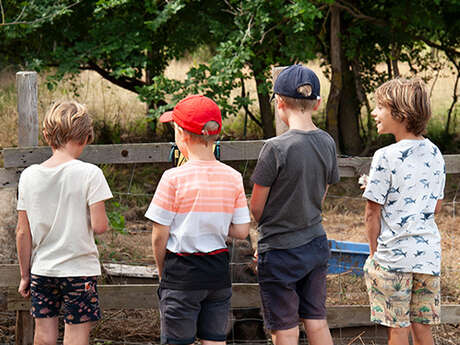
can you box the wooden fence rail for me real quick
[1,265,459,329]
[1,143,459,188]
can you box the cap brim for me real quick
[159,111,174,123]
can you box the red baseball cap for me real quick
[159,95,222,135]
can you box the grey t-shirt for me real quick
[251,129,339,253]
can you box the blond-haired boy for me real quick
[16,101,113,345]
[363,78,445,345]
[250,65,339,345]
[145,95,250,345]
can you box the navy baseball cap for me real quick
[271,64,320,101]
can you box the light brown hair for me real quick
[43,101,94,149]
[179,121,220,146]
[279,85,318,112]
[375,78,431,136]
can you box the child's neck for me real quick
[185,142,216,161]
[287,110,317,131]
[394,129,424,142]
[42,142,85,167]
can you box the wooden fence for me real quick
[1,71,459,345]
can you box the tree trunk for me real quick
[253,67,276,139]
[391,42,401,77]
[339,58,363,155]
[445,54,459,136]
[325,5,342,153]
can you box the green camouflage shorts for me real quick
[363,256,441,328]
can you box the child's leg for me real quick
[34,317,59,345]
[387,326,410,345]
[63,322,94,345]
[302,319,333,345]
[60,276,101,344]
[30,275,61,345]
[197,288,232,345]
[411,323,434,345]
[271,326,299,345]
[408,273,440,345]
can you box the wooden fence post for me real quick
[17,72,38,147]
[14,71,38,345]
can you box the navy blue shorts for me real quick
[257,235,330,330]
[30,274,101,324]
[158,287,232,344]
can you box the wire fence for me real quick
[1,162,459,345]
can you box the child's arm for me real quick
[250,184,271,222]
[16,211,32,298]
[322,185,330,207]
[434,199,442,214]
[228,223,250,240]
[151,222,170,280]
[89,200,109,234]
[365,200,382,256]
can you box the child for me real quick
[250,64,338,345]
[363,78,445,345]
[145,95,250,345]
[16,101,113,345]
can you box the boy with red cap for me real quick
[145,95,250,345]
[250,65,338,345]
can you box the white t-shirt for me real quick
[17,159,113,277]
[363,139,445,275]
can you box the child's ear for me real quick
[313,98,321,111]
[276,95,285,109]
[42,130,50,144]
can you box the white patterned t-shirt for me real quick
[363,138,445,275]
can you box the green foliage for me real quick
[107,201,127,235]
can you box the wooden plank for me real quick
[4,143,459,174]
[0,168,21,188]
[5,285,460,325]
[103,263,158,278]
[17,72,38,148]
[0,264,21,287]
[15,310,34,345]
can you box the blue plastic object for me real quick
[327,240,370,276]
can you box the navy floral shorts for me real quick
[30,274,101,324]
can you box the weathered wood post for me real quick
[15,71,38,345]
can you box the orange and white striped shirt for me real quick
[145,160,250,254]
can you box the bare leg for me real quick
[411,323,434,345]
[302,319,333,345]
[63,321,94,345]
[387,326,410,345]
[271,326,299,345]
[34,317,59,345]
[201,341,225,345]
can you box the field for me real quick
[1,60,459,344]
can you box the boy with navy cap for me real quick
[250,65,338,345]
[145,95,250,345]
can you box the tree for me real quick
[320,0,459,154]
[1,0,231,129]
[142,0,323,138]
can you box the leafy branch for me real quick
[0,0,82,27]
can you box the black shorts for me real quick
[257,235,330,330]
[30,274,101,324]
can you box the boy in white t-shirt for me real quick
[16,101,113,345]
[362,78,445,345]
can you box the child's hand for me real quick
[359,174,369,190]
[18,277,30,298]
